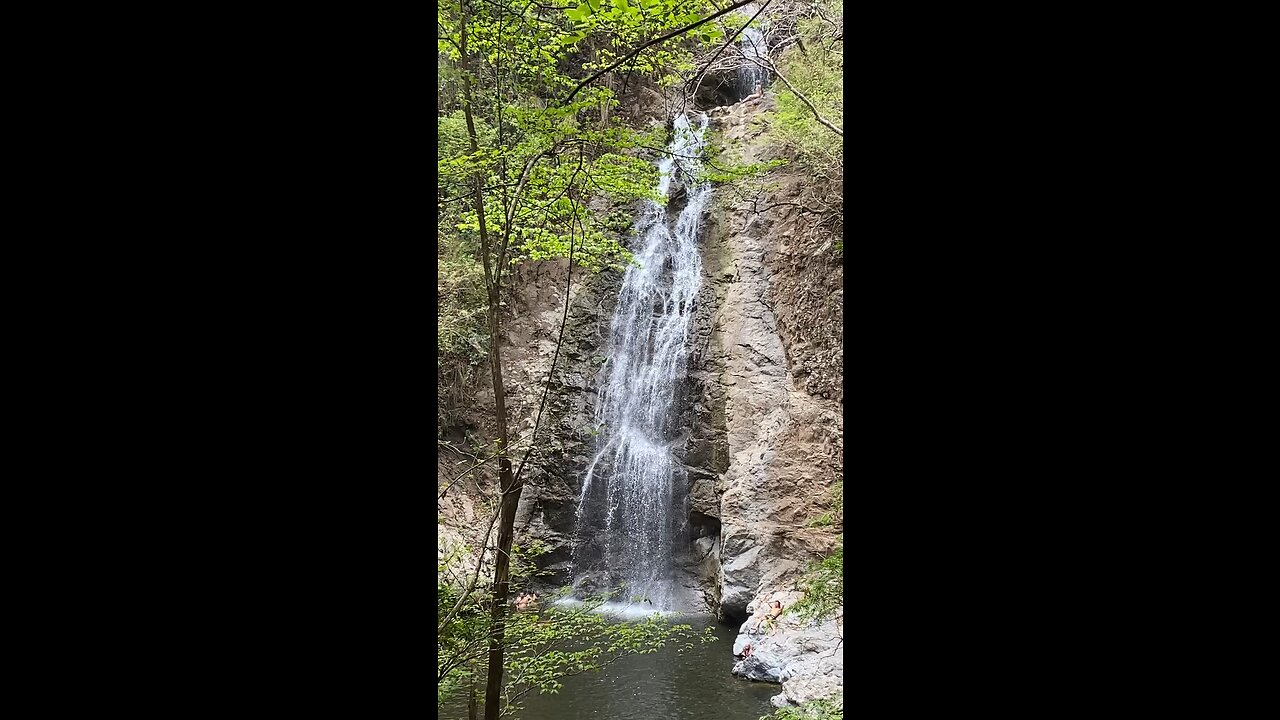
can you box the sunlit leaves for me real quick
[439,111,497,193]
[766,13,843,172]
[438,0,755,384]
[699,157,787,186]
[566,0,721,83]
[564,2,593,22]
[439,540,716,713]
[762,698,843,720]
[786,538,843,625]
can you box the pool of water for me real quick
[440,613,778,720]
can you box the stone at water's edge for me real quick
[729,591,843,707]
[732,650,784,683]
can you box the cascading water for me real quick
[737,8,769,97]
[569,113,711,612]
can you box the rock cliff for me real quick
[702,97,844,706]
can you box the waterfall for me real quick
[737,8,769,98]
[570,113,711,611]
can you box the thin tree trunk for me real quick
[457,3,522,719]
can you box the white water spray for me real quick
[570,113,711,611]
[737,7,770,97]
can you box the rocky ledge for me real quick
[729,590,843,707]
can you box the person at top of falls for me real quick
[740,83,763,104]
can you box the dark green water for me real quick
[441,615,778,720]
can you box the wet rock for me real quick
[732,650,785,683]
[688,467,719,516]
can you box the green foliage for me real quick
[501,603,714,713]
[700,157,787,186]
[437,0,755,285]
[439,0,708,376]
[439,111,496,175]
[724,3,843,264]
[441,89,658,274]
[786,538,843,625]
[438,536,494,705]
[564,0,721,87]
[437,113,493,365]
[766,14,843,172]
[602,210,634,233]
[438,538,715,714]
[807,479,842,527]
[761,698,843,720]
[697,127,788,191]
[808,512,835,528]
[794,477,843,619]
[438,225,489,361]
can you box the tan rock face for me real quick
[703,99,844,706]
[702,101,843,621]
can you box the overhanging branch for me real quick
[561,0,758,105]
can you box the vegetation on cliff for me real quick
[763,697,843,720]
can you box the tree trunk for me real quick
[457,3,524,719]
